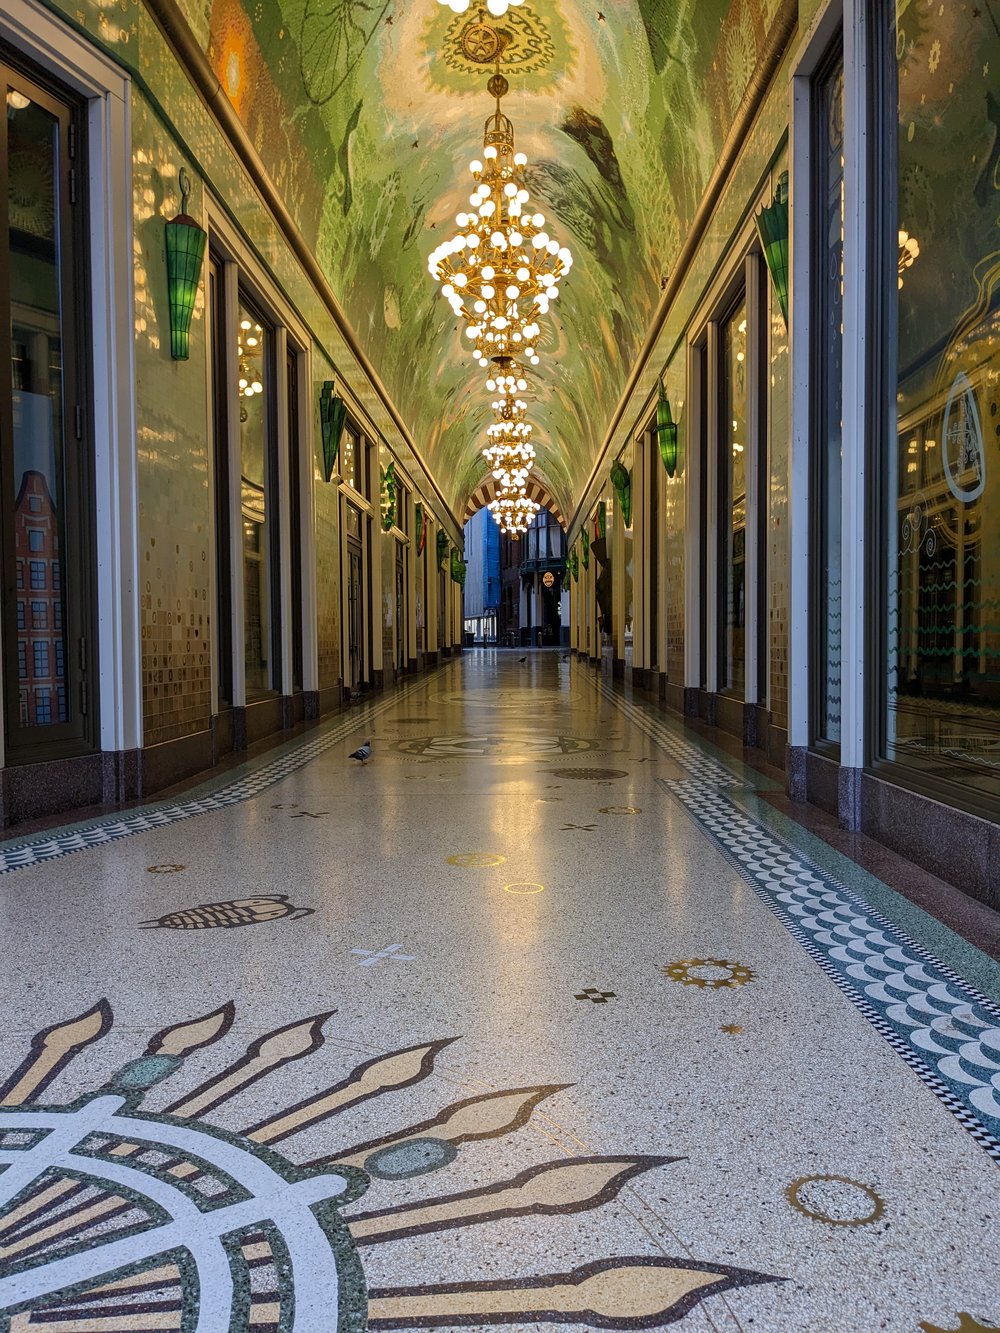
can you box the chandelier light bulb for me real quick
[438,0,471,10]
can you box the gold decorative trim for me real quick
[785,1174,885,1228]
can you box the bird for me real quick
[349,739,372,764]
[518,656,527,664]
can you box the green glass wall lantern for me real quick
[611,458,632,529]
[450,548,467,586]
[755,170,789,328]
[596,501,606,541]
[380,461,397,531]
[165,168,207,361]
[436,529,449,569]
[569,548,579,581]
[656,380,678,478]
[581,527,590,570]
[319,381,347,482]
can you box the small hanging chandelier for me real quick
[428,63,572,373]
[489,488,540,535]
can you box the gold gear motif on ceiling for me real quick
[459,20,503,63]
[444,7,555,77]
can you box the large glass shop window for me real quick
[886,1,1000,807]
[815,51,844,745]
[720,298,748,697]
[2,57,92,758]
[237,298,277,698]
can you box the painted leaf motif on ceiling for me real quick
[199,0,774,518]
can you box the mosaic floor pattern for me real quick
[0,649,998,1331]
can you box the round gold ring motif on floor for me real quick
[446,853,507,868]
[503,882,545,895]
[147,864,185,874]
[661,958,755,988]
[785,1173,886,1227]
[599,806,641,815]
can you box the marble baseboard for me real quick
[860,770,1000,911]
[0,752,105,827]
[142,728,215,795]
[805,748,839,817]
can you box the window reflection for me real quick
[238,301,275,698]
[816,53,844,744]
[886,3,1000,805]
[721,299,747,697]
[7,88,70,728]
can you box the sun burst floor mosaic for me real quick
[0,650,998,1332]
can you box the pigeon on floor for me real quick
[518,656,527,663]
[349,739,372,764]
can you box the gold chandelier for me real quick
[489,489,540,534]
[482,391,535,489]
[427,69,572,374]
[428,28,569,539]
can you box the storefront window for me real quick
[815,50,844,744]
[2,58,93,757]
[884,1,1000,807]
[720,298,748,696]
[237,298,277,698]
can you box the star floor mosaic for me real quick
[0,1003,779,1329]
[0,678,430,879]
[663,776,1000,1162]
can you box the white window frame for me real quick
[789,0,871,805]
[686,217,765,704]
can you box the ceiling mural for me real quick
[188,0,781,518]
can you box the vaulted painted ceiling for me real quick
[182,0,782,518]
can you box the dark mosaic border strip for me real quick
[662,778,1000,1165]
[0,678,431,878]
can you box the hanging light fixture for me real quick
[656,380,678,478]
[428,61,572,375]
[438,0,524,21]
[484,356,529,395]
[165,167,207,362]
[488,488,540,536]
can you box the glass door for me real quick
[237,295,279,700]
[347,539,363,692]
[0,54,95,761]
[719,296,748,697]
[395,545,405,674]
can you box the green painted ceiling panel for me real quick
[188,0,782,517]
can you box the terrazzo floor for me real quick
[0,649,998,1332]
